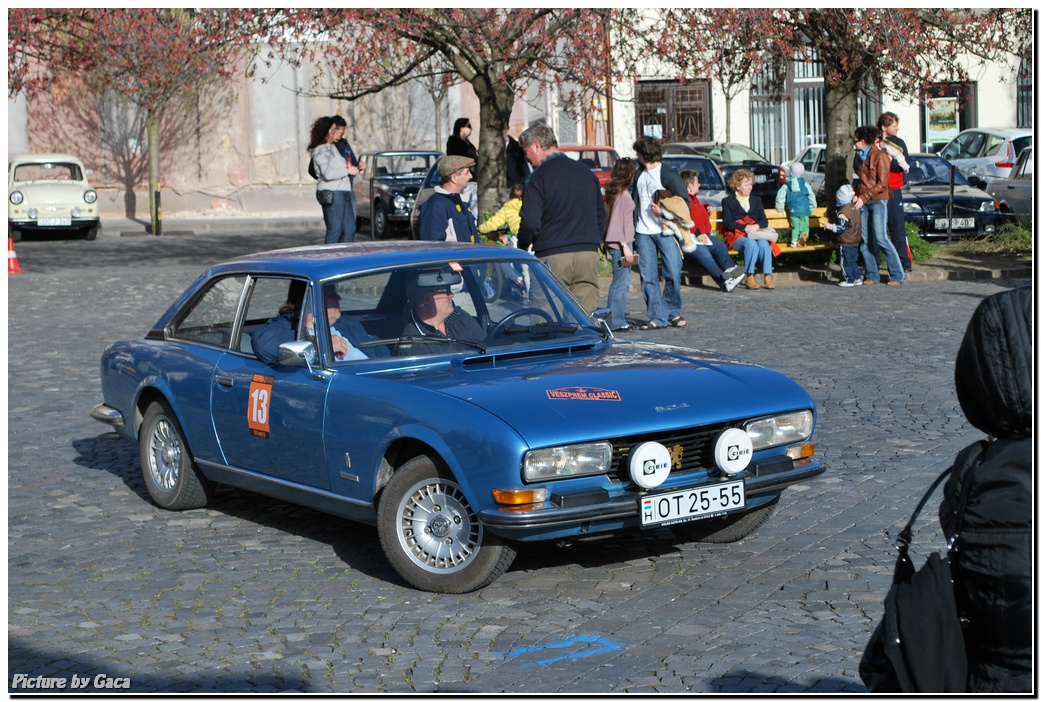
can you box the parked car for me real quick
[662,142,784,201]
[559,145,619,188]
[781,143,827,198]
[90,241,825,593]
[902,154,1001,238]
[660,154,727,211]
[938,127,1032,181]
[354,150,442,239]
[985,146,1032,227]
[8,153,100,242]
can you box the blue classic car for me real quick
[91,243,824,592]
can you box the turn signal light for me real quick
[493,488,548,506]
[786,443,816,460]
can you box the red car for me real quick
[559,145,618,188]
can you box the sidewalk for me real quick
[98,214,1032,285]
[682,247,1033,288]
[101,214,325,237]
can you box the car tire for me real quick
[669,495,779,544]
[377,454,517,593]
[372,204,388,239]
[9,226,21,243]
[83,223,99,241]
[139,400,212,511]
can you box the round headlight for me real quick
[393,194,407,211]
[84,189,97,204]
[10,191,23,205]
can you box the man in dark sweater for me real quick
[517,124,607,311]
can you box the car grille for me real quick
[607,420,740,483]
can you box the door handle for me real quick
[214,375,233,387]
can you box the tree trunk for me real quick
[147,109,161,235]
[471,78,515,221]
[822,80,859,218]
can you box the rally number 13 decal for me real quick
[247,374,273,438]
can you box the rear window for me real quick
[1011,136,1033,156]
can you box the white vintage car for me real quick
[8,153,101,241]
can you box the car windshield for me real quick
[320,256,605,361]
[660,156,725,190]
[907,156,970,186]
[13,162,83,182]
[374,153,438,177]
[693,144,768,164]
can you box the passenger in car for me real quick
[253,281,388,364]
[307,286,389,361]
[398,268,485,354]
[252,280,308,364]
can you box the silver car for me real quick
[985,146,1033,226]
[938,127,1032,181]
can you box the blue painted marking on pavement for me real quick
[504,635,622,667]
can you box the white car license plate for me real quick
[640,480,745,528]
[38,217,71,227]
[933,217,974,230]
[753,175,767,183]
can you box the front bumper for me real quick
[479,457,824,540]
[90,403,125,429]
[10,217,100,231]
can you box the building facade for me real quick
[7,33,1031,219]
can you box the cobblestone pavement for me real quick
[7,226,1032,693]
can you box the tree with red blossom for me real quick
[652,8,1032,208]
[9,8,270,234]
[267,9,645,216]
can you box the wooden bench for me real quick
[708,206,838,254]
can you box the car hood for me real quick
[376,174,425,189]
[905,183,991,203]
[380,341,813,447]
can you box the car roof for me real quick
[361,150,442,157]
[955,127,1032,137]
[9,152,85,165]
[210,241,533,280]
[558,145,617,151]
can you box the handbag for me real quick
[316,189,334,207]
[748,226,778,242]
[858,466,970,693]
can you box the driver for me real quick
[399,267,486,354]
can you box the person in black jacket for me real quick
[939,285,1032,692]
[517,124,606,312]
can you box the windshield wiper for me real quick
[386,335,487,354]
[502,322,581,336]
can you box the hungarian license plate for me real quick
[38,217,71,227]
[753,174,767,183]
[640,480,745,527]
[934,217,974,230]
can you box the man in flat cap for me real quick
[419,155,479,243]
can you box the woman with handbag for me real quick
[308,115,362,244]
[722,169,779,289]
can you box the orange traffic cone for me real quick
[8,237,23,274]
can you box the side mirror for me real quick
[905,167,925,185]
[967,175,986,190]
[277,340,317,370]
[590,308,613,335]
